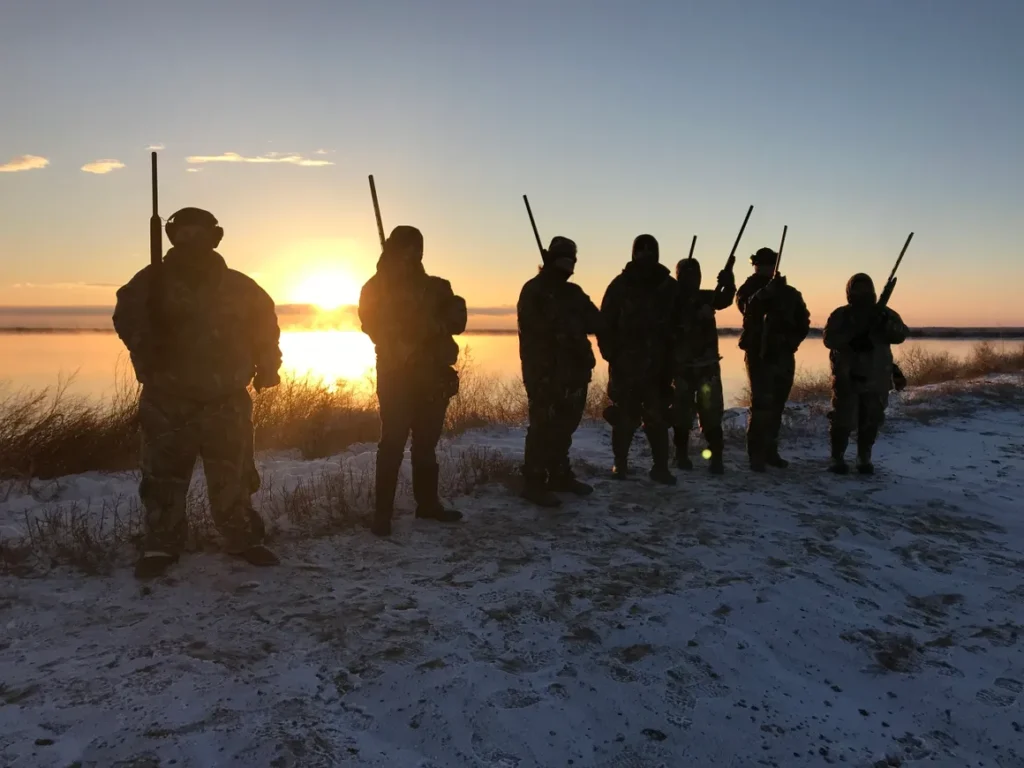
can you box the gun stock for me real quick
[368,175,386,249]
[523,195,544,257]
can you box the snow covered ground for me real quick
[1,381,1023,768]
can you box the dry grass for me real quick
[0,442,525,576]
[734,342,1024,406]
[0,349,611,480]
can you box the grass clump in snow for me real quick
[0,443,522,576]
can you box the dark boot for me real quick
[548,468,593,496]
[747,416,766,472]
[674,432,693,470]
[235,544,280,566]
[373,451,401,536]
[413,462,462,523]
[611,424,633,479]
[705,429,725,475]
[646,427,677,486]
[856,432,875,475]
[765,444,790,469]
[134,551,179,579]
[521,469,562,507]
[828,429,850,475]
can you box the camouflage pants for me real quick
[745,352,795,458]
[139,388,265,555]
[375,369,456,517]
[672,364,725,452]
[828,388,888,448]
[523,384,587,482]
[607,373,671,467]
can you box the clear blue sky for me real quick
[1,0,1021,326]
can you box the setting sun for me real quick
[291,269,361,310]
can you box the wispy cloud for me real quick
[314,149,332,155]
[81,159,126,175]
[186,151,334,167]
[186,168,202,173]
[147,143,165,150]
[11,281,119,290]
[0,155,50,173]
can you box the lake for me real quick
[0,330,1013,407]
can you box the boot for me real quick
[828,429,850,475]
[547,467,593,496]
[234,544,280,566]
[611,424,633,479]
[373,452,401,537]
[646,427,677,486]
[134,551,179,579]
[413,462,463,523]
[747,417,766,472]
[522,471,562,507]
[765,444,790,469]
[674,433,693,470]
[856,434,875,475]
[706,429,725,476]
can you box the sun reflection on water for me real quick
[279,330,378,392]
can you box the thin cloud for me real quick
[147,143,165,150]
[314,149,332,155]
[11,281,119,289]
[186,151,334,167]
[468,306,516,316]
[186,168,202,173]
[81,159,126,175]
[0,155,50,173]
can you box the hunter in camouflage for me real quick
[737,247,811,471]
[822,273,909,474]
[113,207,282,578]
[671,258,736,474]
[517,236,602,507]
[598,234,678,485]
[359,225,467,537]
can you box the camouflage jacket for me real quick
[358,256,467,380]
[671,275,736,370]
[597,261,677,387]
[113,247,282,402]
[823,305,909,394]
[517,267,601,394]
[737,275,811,358]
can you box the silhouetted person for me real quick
[113,207,282,579]
[517,236,602,507]
[598,234,677,485]
[736,247,811,471]
[359,226,466,536]
[823,273,909,474]
[671,257,736,474]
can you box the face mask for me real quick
[552,256,576,276]
[850,290,876,308]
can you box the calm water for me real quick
[0,331,1010,406]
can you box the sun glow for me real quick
[291,269,361,311]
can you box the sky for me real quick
[1,0,1022,328]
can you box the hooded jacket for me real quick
[823,275,909,394]
[113,247,282,402]
[358,245,467,379]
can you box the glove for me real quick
[253,370,281,392]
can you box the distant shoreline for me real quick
[1,326,1023,340]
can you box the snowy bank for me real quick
[1,380,1023,767]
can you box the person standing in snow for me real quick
[113,207,282,579]
[359,225,467,537]
[517,236,602,507]
[597,234,678,485]
[822,273,910,474]
[736,247,811,471]
[671,257,736,474]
